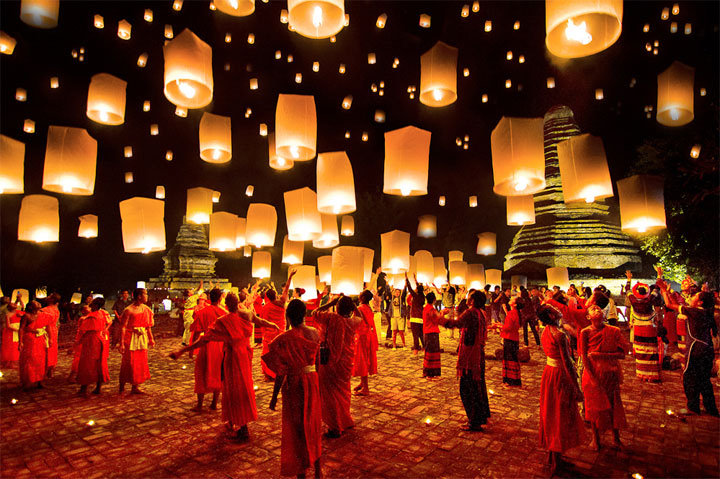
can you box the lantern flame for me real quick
[229,0,239,9]
[289,145,300,159]
[432,89,443,102]
[176,80,197,99]
[565,18,592,45]
[670,109,680,121]
[312,6,324,28]
[212,149,221,161]
[514,179,528,192]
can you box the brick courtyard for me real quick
[1,317,718,478]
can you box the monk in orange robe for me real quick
[76,298,112,396]
[1,304,21,368]
[190,288,226,412]
[261,271,295,379]
[18,301,50,390]
[40,293,61,378]
[119,288,155,395]
[352,290,378,396]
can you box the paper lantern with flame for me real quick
[235,217,246,248]
[491,117,545,196]
[545,0,623,58]
[275,94,316,161]
[0,31,17,54]
[284,187,322,241]
[78,214,98,238]
[252,251,271,278]
[467,264,486,290]
[317,151,356,214]
[209,212,238,251]
[86,73,127,125]
[18,195,58,242]
[288,0,344,39]
[215,0,255,16]
[246,203,277,247]
[657,61,694,127]
[617,175,666,234]
[290,265,317,300]
[155,186,165,199]
[546,267,570,290]
[341,215,354,236]
[485,269,502,288]
[420,41,458,107]
[476,232,496,255]
[417,215,437,238]
[20,0,59,28]
[119,197,165,253]
[199,112,232,163]
[0,135,25,194]
[448,250,463,263]
[331,246,364,295]
[186,187,213,224]
[381,230,410,273]
[357,247,373,283]
[449,261,467,285]
[506,195,536,225]
[433,257,447,284]
[557,133,613,203]
[268,133,293,171]
[317,255,332,283]
[384,126,431,196]
[42,126,97,195]
[313,214,339,249]
[282,235,304,264]
[163,29,213,109]
[414,250,434,284]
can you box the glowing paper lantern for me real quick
[485,269,502,288]
[243,245,251,257]
[317,255,332,283]
[245,185,254,197]
[546,267,569,290]
[252,251,271,278]
[0,135,25,194]
[317,151,356,214]
[476,232,496,255]
[23,120,35,133]
[419,14,431,28]
[491,117,545,196]
[657,61,694,127]
[617,175,666,233]
[20,0,59,28]
[414,250,434,284]
[341,215,354,236]
[690,145,701,158]
[268,133,293,171]
[449,261,467,285]
[235,217,246,248]
[284,187,322,241]
[290,265,317,300]
[381,230,410,273]
[50,77,59,89]
[215,0,254,16]
[469,196,478,208]
[417,215,437,238]
[507,195,536,225]
[86,73,127,125]
[557,133,613,203]
[78,214,98,238]
[282,235,304,265]
[198,112,231,163]
[433,257,447,284]
[545,0,623,58]
[275,94,316,161]
[0,31,17,54]
[155,186,165,199]
[186,187,213,224]
[288,0,344,39]
[212,191,221,203]
[438,196,446,206]
[42,126,97,195]
[313,214,339,249]
[15,88,26,101]
[209,212,238,251]
[18,195,58,242]
[246,203,277,247]
[117,20,131,39]
[376,13,387,28]
[383,126,431,196]
[119,197,165,253]
[420,41,458,107]
[467,264,486,290]
[357,247,373,283]
[124,172,133,184]
[163,29,213,109]
[12,289,30,303]
[331,246,364,295]
[448,250,463,263]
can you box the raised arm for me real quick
[279,270,296,304]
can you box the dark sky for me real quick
[1,0,718,297]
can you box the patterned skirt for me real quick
[423,332,441,377]
[632,312,661,382]
[502,339,521,386]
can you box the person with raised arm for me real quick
[261,271,296,380]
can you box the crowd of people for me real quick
[1,267,718,477]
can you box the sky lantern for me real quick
[23,120,35,133]
[546,267,570,290]
[469,196,478,207]
[317,151,356,214]
[340,215,354,236]
[557,133,613,203]
[119,197,165,253]
[414,250,434,284]
[288,0,344,39]
[268,133,293,171]
[212,191,221,203]
[331,246,364,295]
[199,112,232,163]
[18,195,58,243]
[186,187,214,224]
[290,265,317,300]
[313,214,339,249]
[124,172,133,184]
[506,195,536,225]
[467,264,486,290]
[243,245,251,257]
[215,0,255,16]
[235,217,246,248]
[381,230,410,273]
[252,251,271,278]
[275,94,317,161]
[42,126,97,195]
[617,175,666,234]
[485,269,502,288]
[358,247,373,282]
[433,257,447,285]
[20,0,59,28]
[0,135,25,194]
[86,73,127,125]
[449,261,467,285]
[117,20,131,39]
[545,0,623,58]
[476,232,496,255]
[417,215,437,238]
[209,212,238,252]
[438,196,446,206]
[245,185,254,197]
[383,126,431,196]
[491,116,545,196]
[284,187,322,241]
[78,214,98,238]
[657,61,694,127]
[246,203,277,247]
[282,235,304,264]
[317,255,332,283]
[448,250,463,263]
[163,29,213,109]
[155,186,165,199]
[420,41,458,107]
[0,31,17,54]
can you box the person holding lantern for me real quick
[189,288,227,412]
[260,271,295,381]
[352,290,378,396]
[118,288,155,395]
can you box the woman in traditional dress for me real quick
[18,301,49,390]
[625,271,661,382]
[76,298,112,396]
[1,303,21,368]
[352,290,378,396]
[422,292,448,379]
[501,296,522,387]
[119,288,155,395]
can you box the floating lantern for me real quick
[381,230,410,273]
[199,112,232,164]
[259,123,267,136]
[150,124,159,136]
[137,53,148,67]
[374,110,386,123]
[209,212,238,252]
[245,185,254,196]
[275,94,317,161]
[20,0,59,28]
[481,93,488,103]
[78,214,98,238]
[505,79,512,89]
[595,88,604,100]
[384,126,431,196]
[448,250,463,263]
[247,33,255,44]
[215,0,254,16]
[433,257,447,284]
[330,246,364,295]
[123,146,133,158]
[672,3,679,15]
[419,13,431,28]
[186,187,214,224]
[340,215,354,236]
[284,187,322,241]
[617,175,666,233]
[684,23,691,35]
[268,133,293,171]
[514,20,520,29]
[484,20,492,32]
[252,251,271,278]
[0,135,25,194]
[23,120,35,133]
[164,25,174,39]
[212,191,220,204]
[420,42,458,107]
[690,145,701,158]
[414,250,434,284]
[657,61,694,127]
[165,150,173,161]
[476,232,496,255]
[547,77,556,88]
[249,78,259,91]
[417,215,437,238]
[469,196,478,207]
[295,73,302,84]
[119,197,165,253]
[491,116,545,196]
[173,0,183,11]
[155,186,165,199]
[339,63,346,74]
[546,267,569,290]
[18,195,58,242]
[341,95,352,109]
[144,9,153,22]
[661,7,669,20]
[317,255,332,283]
[143,101,151,112]
[557,133,613,203]
[163,29,213,109]
[438,196,446,206]
[449,261,467,285]
[243,245,251,257]
[290,265,317,300]
[246,203,277,247]
[376,13,387,28]
[86,73,127,125]
[467,264,485,289]
[235,217,246,248]
[124,172,133,183]
[313,214,339,249]
[317,151,356,215]
[42,126,97,195]
[485,269,502,288]
[288,0,344,39]
[670,22,677,34]
[361,132,369,142]
[545,0,623,58]
[117,19,131,39]
[175,106,187,118]
[506,195,535,225]
[50,76,59,89]
[367,53,376,64]
[16,88,27,101]
[282,235,304,264]
[472,1,479,12]
[359,247,374,282]
[461,5,470,17]
[0,31,17,54]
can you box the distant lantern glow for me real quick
[175,106,187,118]
[514,20,520,30]
[657,61,694,127]
[317,255,332,283]
[50,76,59,89]
[163,29,214,109]
[137,53,148,67]
[18,195,59,242]
[374,110,385,123]
[86,73,127,125]
[690,145,701,158]
[295,73,302,84]
[420,41,458,107]
[469,196,478,207]
[23,119,35,133]
[506,50,513,60]
[476,232,497,255]
[595,88,604,100]
[384,125,431,196]
[339,63,346,74]
[246,203,277,247]
[165,150,173,161]
[506,195,535,225]
[376,13,387,28]
[317,151,356,215]
[547,77,556,88]
[15,88,26,102]
[381,230,410,274]
[42,126,97,195]
[209,212,239,252]
[417,215,437,238]
[143,101,151,112]
[481,94,488,103]
[275,94,317,161]
[546,267,570,291]
[484,21,492,32]
[215,0,255,16]
[199,112,232,164]
[282,235,304,264]
[0,31,16,54]
[684,23,691,35]
[313,214,339,249]
[284,187,322,241]
[491,116,545,196]
[419,14,431,28]
[367,53,376,64]
[144,9,153,22]
[288,0,344,39]
[670,22,677,33]
[557,133,613,203]
[617,175,666,234]
[449,261,467,285]
[243,245,251,257]
[78,214,98,238]
[461,5,470,17]
[472,1,479,12]
[312,61,320,72]
[124,146,132,158]
[186,187,214,224]
[485,269,502,288]
[0,135,25,194]
[120,197,166,253]
[414,250,434,284]
[438,196,446,206]
[342,95,352,109]
[173,0,183,11]
[545,0,622,58]
[164,25,174,39]
[155,186,165,199]
[661,7,669,20]
[245,185,254,197]
[341,215,354,236]
[150,124,159,136]
[259,123,267,136]
[331,246,365,295]
[117,20,131,39]
[252,251,271,278]
[212,191,220,203]
[672,3,679,15]
[20,0,59,29]
[505,79,512,89]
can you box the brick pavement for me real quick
[1,320,718,478]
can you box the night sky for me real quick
[1,0,718,297]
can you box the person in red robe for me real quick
[1,304,21,368]
[501,296,522,387]
[40,293,61,378]
[189,288,226,412]
[262,299,322,478]
[119,288,155,395]
[171,292,279,441]
[18,301,49,390]
[76,298,112,396]
[537,303,585,475]
[352,290,378,396]
[69,305,91,383]
[261,272,295,380]
[312,295,362,438]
